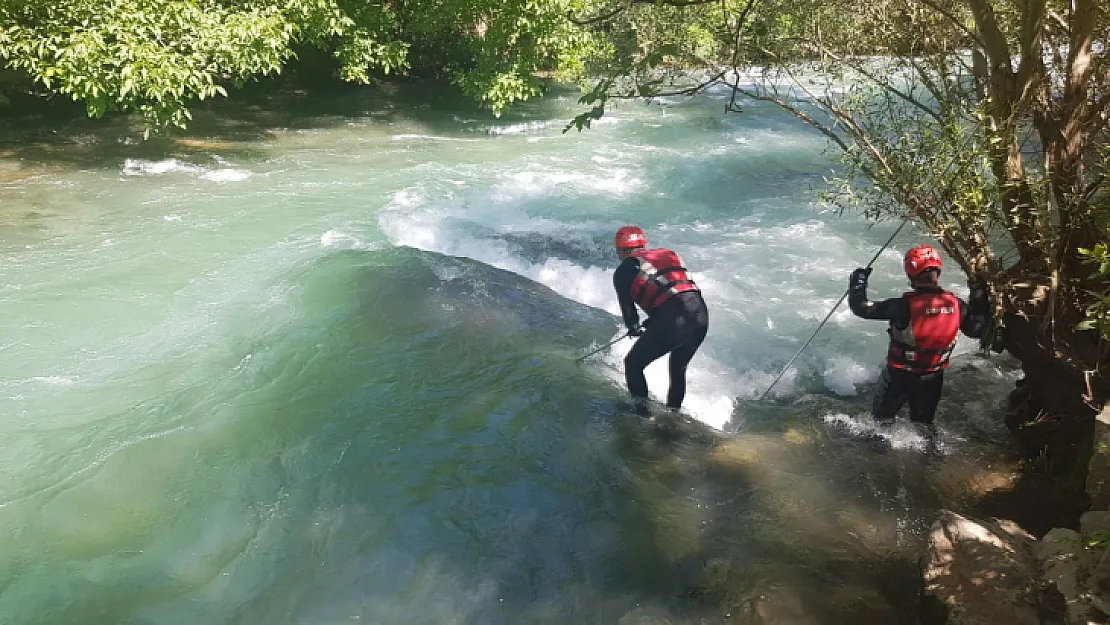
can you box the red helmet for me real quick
[614,226,647,249]
[904,244,943,277]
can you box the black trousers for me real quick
[872,365,945,424]
[624,292,709,409]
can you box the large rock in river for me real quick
[921,510,1041,625]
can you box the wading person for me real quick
[848,244,991,429]
[612,226,709,414]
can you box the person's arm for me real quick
[958,281,991,338]
[851,294,909,322]
[848,268,909,324]
[613,259,640,331]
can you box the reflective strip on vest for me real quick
[886,290,961,374]
[628,248,699,312]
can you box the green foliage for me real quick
[1077,243,1110,339]
[0,0,350,131]
[332,2,408,84]
[0,0,588,129]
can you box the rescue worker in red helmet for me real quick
[612,226,709,414]
[849,244,990,426]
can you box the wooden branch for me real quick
[768,57,896,170]
[601,70,728,103]
[726,0,759,113]
[950,51,989,99]
[1083,175,1107,201]
[907,55,960,117]
[1014,0,1047,107]
[567,1,630,26]
[734,85,850,152]
[1050,0,1100,240]
[1064,0,1098,104]
[781,37,945,125]
[908,0,986,48]
[653,71,729,97]
[967,0,1015,80]
[1046,10,1070,33]
[729,0,758,68]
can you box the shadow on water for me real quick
[0,78,574,175]
[0,73,830,199]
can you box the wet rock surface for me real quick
[921,510,1040,625]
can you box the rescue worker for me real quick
[849,244,991,426]
[612,226,709,413]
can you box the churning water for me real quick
[0,82,1021,624]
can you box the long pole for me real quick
[758,217,913,401]
[575,333,630,363]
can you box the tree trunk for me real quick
[1000,272,1110,528]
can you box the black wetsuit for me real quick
[849,284,987,424]
[613,257,709,409]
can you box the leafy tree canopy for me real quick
[0,0,602,131]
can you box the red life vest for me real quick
[886,290,961,374]
[628,248,699,312]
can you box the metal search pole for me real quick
[757,217,913,401]
[575,333,630,363]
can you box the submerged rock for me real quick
[921,510,1040,625]
[726,585,819,625]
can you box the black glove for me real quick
[850,267,872,291]
[640,317,652,329]
[627,324,645,337]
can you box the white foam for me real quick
[821,412,954,454]
[378,190,743,428]
[29,376,74,386]
[822,358,878,397]
[377,180,913,428]
[481,121,550,135]
[390,134,480,142]
[0,375,77,390]
[122,159,200,176]
[372,135,1004,431]
[320,230,379,251]
[201,169,251,183]
[121,159,250,182]
[492,168,644,201]
[594,330,738,430]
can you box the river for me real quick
[0,81,1022,624]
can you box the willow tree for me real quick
[0,0,595,131]
[570,0,1109,493]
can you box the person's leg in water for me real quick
[868,365,912,450]
[624,324,671,415]
[665,294,709,410]
[908,371,945,455]
[873,365,912,425]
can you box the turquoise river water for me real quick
[0,82,1023,624]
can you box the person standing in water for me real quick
[848,244,991,427]
[612,226,709,414]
